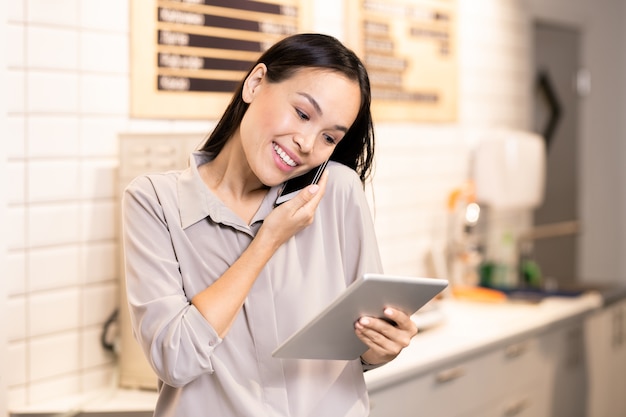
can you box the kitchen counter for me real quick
[364,291,603,391]
[10,291,605,416]
[9,388,157,417]
[588,282,626,306]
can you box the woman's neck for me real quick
[199,142,269,224]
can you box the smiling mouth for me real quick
[273,143,297,167]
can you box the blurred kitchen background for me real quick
[0,0,625,415]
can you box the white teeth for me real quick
[274,144,297,167]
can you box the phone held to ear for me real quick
[275,160,329,206]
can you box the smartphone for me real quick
[275,160,329,206]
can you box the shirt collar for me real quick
[178,151,280,230]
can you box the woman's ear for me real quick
[242,63,267,103]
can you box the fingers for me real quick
[354,308,418,362]
[357,308,417,337]
[382,307,418,336]
[260,171,328,247]
[288,170,328,212]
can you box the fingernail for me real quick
[360,317,370,326]
[309,184,319,194]
[384,308,393,316]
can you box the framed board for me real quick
[131,0,311,119]
[346,0,458,122]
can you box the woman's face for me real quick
[239,65,361,187]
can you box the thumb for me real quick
[290,182,320,208]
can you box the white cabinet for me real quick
[368,320,587,417]
[368,348,506,416]
[539,320,587,417]
[585,299,626,417]
[369,335,550,417]
[459,381,549,417]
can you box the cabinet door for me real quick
[585,307,612,417]
[613,301,626,414]
[586,300,626,417]
[541,321,586,417]
[460,380,551,417]
[369,351,498,417]
[490,336,548,396]
[368,336,545,417]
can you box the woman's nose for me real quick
[293,132,315,154]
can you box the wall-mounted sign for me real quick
[131,0,310,119]
[346,0,457,122]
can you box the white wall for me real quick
[1,1,9,415]
[2,0,624,410]
[3,0,211,408]
[527,0,626,282]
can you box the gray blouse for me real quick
[123,151,384,417]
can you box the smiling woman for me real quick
[122,33,417,417]
[236,65,360,186]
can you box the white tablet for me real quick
[272,273,448,360]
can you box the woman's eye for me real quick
[296,109,309,121]
[323,134,337,145]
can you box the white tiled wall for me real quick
[4,0,532,408]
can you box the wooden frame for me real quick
[346,0,458,122]
[130,0,311,119]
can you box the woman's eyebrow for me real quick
[297,92,349,133]
[298,92,323,115]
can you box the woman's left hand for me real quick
[355,307,418,366]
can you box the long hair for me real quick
[200,33,375,184]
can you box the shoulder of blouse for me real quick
[325,161,363,190]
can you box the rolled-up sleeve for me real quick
[122,175,221,387]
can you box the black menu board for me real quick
[131,0,309,119]
[346,0,457,122]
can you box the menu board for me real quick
[131,0,310,119]
[346,0,457,122]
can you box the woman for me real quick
[123,33,417,417]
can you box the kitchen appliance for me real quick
[471,129,547,288]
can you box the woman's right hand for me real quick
[259,170,329,250]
